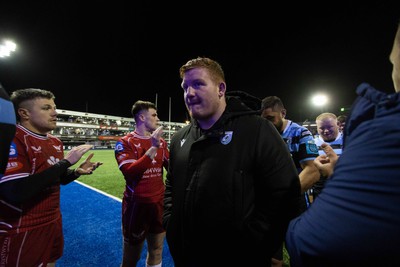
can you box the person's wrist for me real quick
[74,169,81,177]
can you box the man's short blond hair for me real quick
[316,112,337,122]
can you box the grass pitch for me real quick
[73,149,125,199]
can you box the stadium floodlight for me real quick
[0,40,17,58]
[311,93,328,107]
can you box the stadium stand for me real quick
[54,109,320,150]
[54,109,188,149]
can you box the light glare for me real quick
[312,94,328,106]
[0,40,17,58]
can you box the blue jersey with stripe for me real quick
[312,133,344,197]
[314,133,344,156]
[282,120,319,210]
[282,120,319,171]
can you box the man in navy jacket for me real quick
[286,22,400,267]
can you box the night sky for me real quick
[0,2,399,123]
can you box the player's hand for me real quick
[64,144,93,165]
[75,153,103,175]
[313,143,338,178]
[151,126,163,148]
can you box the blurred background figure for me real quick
[337,114,347,133]
[311,112,343,201]
[261,95,319,267]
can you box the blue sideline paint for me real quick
[57,181,174,267]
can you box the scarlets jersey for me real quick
[115,131,169,203]
[281,120,319,171]
[0,125,64,234]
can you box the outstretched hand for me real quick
[64,144,94,165]
[75,152,103,175]
[64,144,103,175]
[313,143,339,178]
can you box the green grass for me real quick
[68,149,291,266]
[283,246,290,267]
[70,149,125,199]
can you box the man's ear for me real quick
[18,108,29,120]
[218,82,226,97]
[138,113,146,122]
[281,109,287,118]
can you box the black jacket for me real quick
[163,95,301,266]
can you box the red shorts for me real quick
[122,198,165,245]
[0,217,63,267]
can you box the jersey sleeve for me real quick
[297,128,319,164]
[114,137,153,184]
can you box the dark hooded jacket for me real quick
[163,94,301,266]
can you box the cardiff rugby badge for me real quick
[220,131,233,145]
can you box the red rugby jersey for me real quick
[115,131,169,203]
[0,125,64,234]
